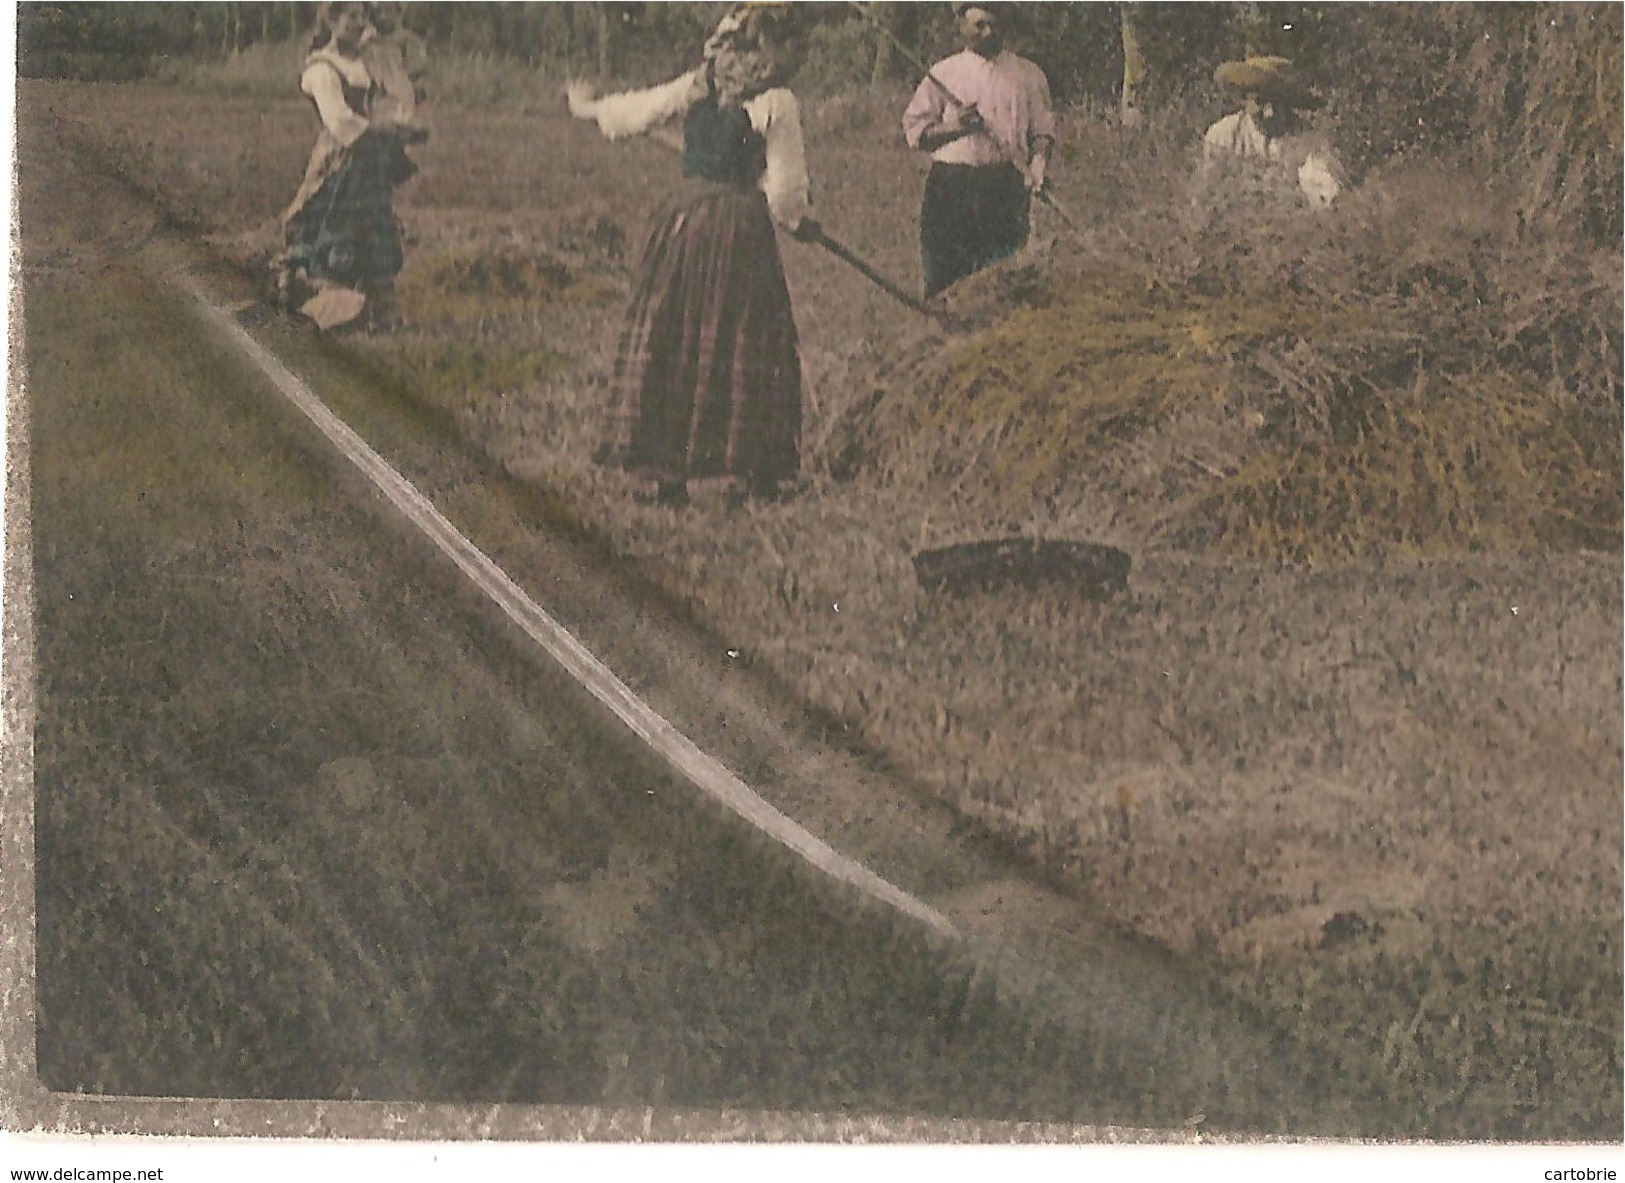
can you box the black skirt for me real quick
[284,131,405,288]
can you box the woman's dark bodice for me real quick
[682,97,765,188]
[341,77,371,118]
[306,51,373,123]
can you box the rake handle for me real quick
[808,227,943,322]
[851,1,1075,231]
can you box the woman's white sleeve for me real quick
[750,89,810,229]
[588,69,703,141]
[301,62,369,147]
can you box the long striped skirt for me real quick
[601,179,802,487]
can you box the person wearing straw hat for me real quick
[1200,55,1343,209]
[567,3,818,508]
[901,3,1056,298]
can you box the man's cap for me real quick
[1214,56,1322,109]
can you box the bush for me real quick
[18,2,164,80]
[149,38,305,98]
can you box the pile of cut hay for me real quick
[832,177,1621,565]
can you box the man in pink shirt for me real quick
[902,3,1056,297]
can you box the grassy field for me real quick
[23,72,1623,1139]
[24,114,1328,1129]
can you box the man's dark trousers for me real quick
[920,161,1030,298]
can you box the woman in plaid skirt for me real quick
[569,3,818,506]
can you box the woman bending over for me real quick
[276,1,427,332]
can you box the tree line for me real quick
[16,2,1621,240]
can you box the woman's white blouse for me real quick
[743,87,811,230]
[577,71,811,229]
[301,49,373,148]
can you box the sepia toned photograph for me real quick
[3,0,1620,1170]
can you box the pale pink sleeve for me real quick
[902,75,945,150]
[1027,65,1056,146]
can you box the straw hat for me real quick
[1214,56,1322,109]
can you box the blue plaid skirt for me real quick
[284,132,404,287]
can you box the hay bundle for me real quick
[1179,371,1621,562]
[832,151,1620,566]
[835,264,1354,515]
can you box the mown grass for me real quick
[1183,370,1623,562]
[348,336,572,420]
[29,75,1623,1140]
[841,268,1375,508]
[836,137,1622,564]
[328,243,617,437]
[31,248,1293,1126]
[1251,918,1622,1139]
[392,245,622,334]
